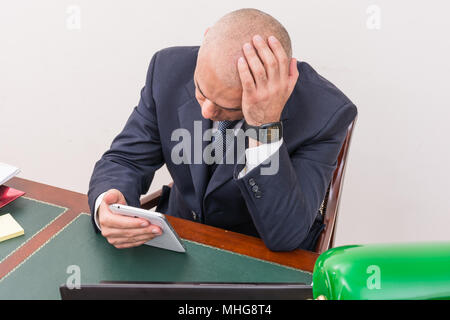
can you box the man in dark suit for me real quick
[88,8,357,251]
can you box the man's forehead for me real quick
[194,76,242,111]
[194,59,242,109]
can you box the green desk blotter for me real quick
[0,197,67,262]
[0,214,312,299]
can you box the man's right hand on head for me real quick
[98,189,162,249]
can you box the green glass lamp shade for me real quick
[312,242,450,300]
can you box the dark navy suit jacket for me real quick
[88,46,357,251]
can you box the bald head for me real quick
[197,8,292,88]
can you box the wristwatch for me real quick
[243,121,283,144]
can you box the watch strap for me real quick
[243,121,283,144]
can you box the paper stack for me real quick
[0,162,21,186]
[0,213,25,242]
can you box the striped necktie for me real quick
[208,120,240,178]
[212,120,240,158]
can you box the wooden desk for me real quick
[0,177,319,282]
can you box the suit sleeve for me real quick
[87,52,164,232]
[233,103,357,251]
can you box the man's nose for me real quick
[201,99,219,119]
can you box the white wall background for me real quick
[1,0,449,246]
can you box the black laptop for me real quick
[60,281,313,300]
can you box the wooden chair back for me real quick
[314,118,357,254]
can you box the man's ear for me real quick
[204,27,210,37]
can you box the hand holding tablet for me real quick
[109,204,186,253]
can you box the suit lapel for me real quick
[178,79,212,206]
[204,134,242,200]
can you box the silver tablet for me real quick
[109,204,186,253]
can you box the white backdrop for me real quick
[1,0,449,246]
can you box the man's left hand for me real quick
[237,35,299,128]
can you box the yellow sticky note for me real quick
[0,213,25,242]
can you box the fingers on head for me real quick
[238,57,256,92]
[252,35,278,76]
[243,43,267,83]
[267,36,291,77]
